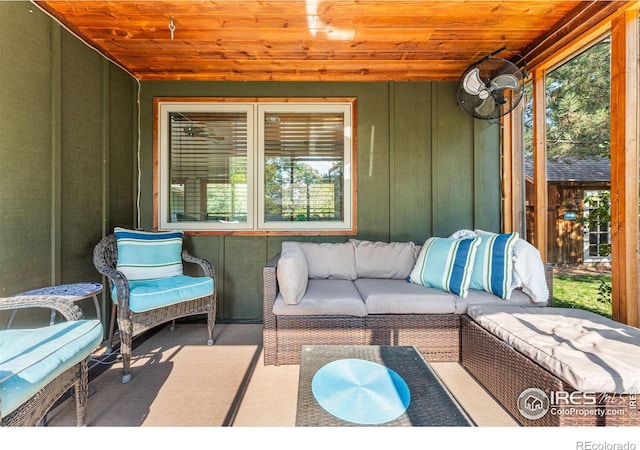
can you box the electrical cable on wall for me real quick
[135,78,142,229]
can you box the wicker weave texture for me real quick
[275,316,368,365]
[93,233,217,382]
[262,254,464,365]
[461,315,639,426]
[263,255,555,366]
[367,314,460,361]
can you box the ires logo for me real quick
[550,391,599,405]
[518,388,637,421]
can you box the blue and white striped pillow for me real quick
[409,237,480,298]
[114,228,184,280]
[470,232,518,299]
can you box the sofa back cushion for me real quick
[351,239,417,279]
[296,242,357,280]
[277,242,309,305]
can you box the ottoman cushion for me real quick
[467,305,640,393]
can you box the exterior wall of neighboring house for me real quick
[525,157,611,265]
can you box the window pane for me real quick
[263,112,344,223]
[169,111,248,223]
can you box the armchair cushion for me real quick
[114,227,184,280]
[0,319,103,418]
[111,275,214,313]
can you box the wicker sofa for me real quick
[262,234,640,427]
[263,234,552,365]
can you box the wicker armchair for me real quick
[0,295,103,426]
[93,232,216,383]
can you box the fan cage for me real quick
[457,57,524,120]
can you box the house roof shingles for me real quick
[524,156,610,182]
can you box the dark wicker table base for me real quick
[296,345,474,427]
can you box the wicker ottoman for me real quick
[461,306,640,426]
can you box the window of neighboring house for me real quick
[155,98,356,234]
[583,190,611,261]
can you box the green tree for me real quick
[524,38,611,160]
[264,157,324,220]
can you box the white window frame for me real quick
[157,101,255,232]
[154,98,356,235]
[257,102,353,231]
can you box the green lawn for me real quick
[552,273,612,318]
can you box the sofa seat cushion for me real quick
[273,279,367,317]
[453,288,542,314]
[355,279,456,314]
[467,305,640,393]
[111,275,214,313]
[0,319,103,417]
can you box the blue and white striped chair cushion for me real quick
[115,228,184,280]
[409,237,480,298]
[469,232,518,299]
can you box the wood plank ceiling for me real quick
[34,1,631,81]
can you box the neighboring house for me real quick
[525,156,611,264]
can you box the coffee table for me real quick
[296,345,474,426]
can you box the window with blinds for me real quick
[169,111,249,223]
[155,99,355,234]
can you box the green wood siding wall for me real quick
[139,81,501,320]
[0,2,135,328]
[1,2,501,323]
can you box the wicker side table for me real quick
[7,282,103,328]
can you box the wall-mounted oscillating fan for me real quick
[457,56,525,120]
